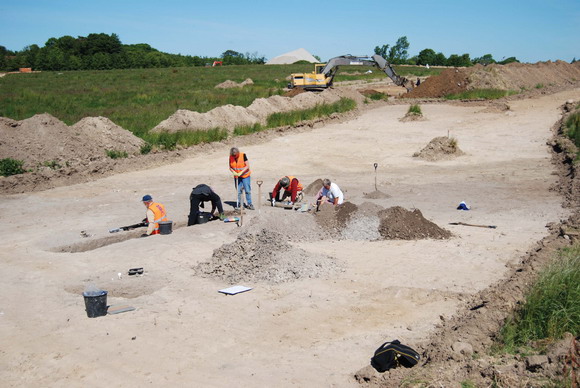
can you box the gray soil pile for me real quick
[303,178,324,196]
[194,229,341,284]
[152,87,365,133]
[0,114,144,170]
[341,202,384,241]
[399,112,426,122]
[314,201,359,236]
[245,211,324,242]
[413,136,465,161]
[215,78,254,89]
[378,206,452,240]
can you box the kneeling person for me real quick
[142,195,169,236]
[316,178,344,205]
[188,184,224,226]
[270,176,303,206]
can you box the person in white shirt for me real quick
[316,178,344,206]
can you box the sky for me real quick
[0,0,579,63]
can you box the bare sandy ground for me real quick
[1,88,578,387]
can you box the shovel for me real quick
[449,222,497,229]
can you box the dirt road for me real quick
[1,88,578,387]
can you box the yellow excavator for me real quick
[289,54,415,92]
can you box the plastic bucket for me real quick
[158,221,173,235]
[83,290,108,318]
[197,212,212,224]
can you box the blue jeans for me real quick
[236,176,252,207]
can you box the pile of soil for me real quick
[378,206,452,240]
[303,178,324,196]
[402,68,470,98]
[413,136,465,161]
[0,114,144,170]
[283,88,307,97]
[341,202,384,241]
[153,88,365,133]
[313,201,359,236]
[402,61,580,99]
[193,229,341,284]
[215,78,254,89]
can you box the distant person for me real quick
[141,195,168,236]
[229,147,254,210]
[188,184,224,226]
[416,78,421,86]
[316,179,344,206]
[270,176,303,205]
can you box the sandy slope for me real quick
[0,88,578,387]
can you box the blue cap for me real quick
[142,195,152,202]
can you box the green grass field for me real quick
[0,63,442,143]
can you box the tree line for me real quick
[0,33,266,71]
[374,36,520,67]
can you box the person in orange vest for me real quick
[141,195,168,236]
[270,176,304,206]
[229,147,254,210]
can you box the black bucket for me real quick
[158,221,173,235]
[83,290,108,318]
[197,212,212,224]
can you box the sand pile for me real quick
[341,202,384,240]
[468,61,580,91]
[402,61,580,98]
[194,229,341,284]
[313,201,359,236]
[303,178,324,196]
[215,78,254,89]
[244,211,323,242]
[402,68,470,98]
[152,88,365,134]
[413,136,465,161]
[0,114,144,169]
[378,206,452,240]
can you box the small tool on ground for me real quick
[257,180,263,211]
[109,221,147,233]
[374,163,378,191]
[449,222,497,229]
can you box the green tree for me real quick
[387,36,410,64]
[499,56,519,65]
[374,44,390,58]
[433,52,447,66]
[473,54,495,65]
[417,48,437,66]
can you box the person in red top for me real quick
[229,147,254,210]
[270,176,304,205]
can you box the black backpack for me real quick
[370,340,421,373]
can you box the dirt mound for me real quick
[283,88,307,97]
[153,88,365,133]
[341,202,384,241]
[303,178,324,196]
[0,114,143,169]
[468,61,580,91]
[193,229,341,284]
[413,136,465,161]
[215,78,254,89]
[314,201,359,236]
[378,206,452,240]
[402,61,580,98]
[402,68,470,98]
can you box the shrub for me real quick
[408,104,422,115]
[565,111,580,149]
[106,149,129,159]
[0,158,26,176]
[140,142,152,155]
[499,244,580,352]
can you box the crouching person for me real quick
[188,184,224,226]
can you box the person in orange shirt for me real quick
[270,176,303,205]
[141,195,168,236]
[229,147,254,210]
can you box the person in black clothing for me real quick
[187,184,224,226]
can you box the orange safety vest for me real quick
[148,202,168,235]
[284,176,303,192]
[229,152,250,178]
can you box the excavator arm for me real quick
[290,54,414,92]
